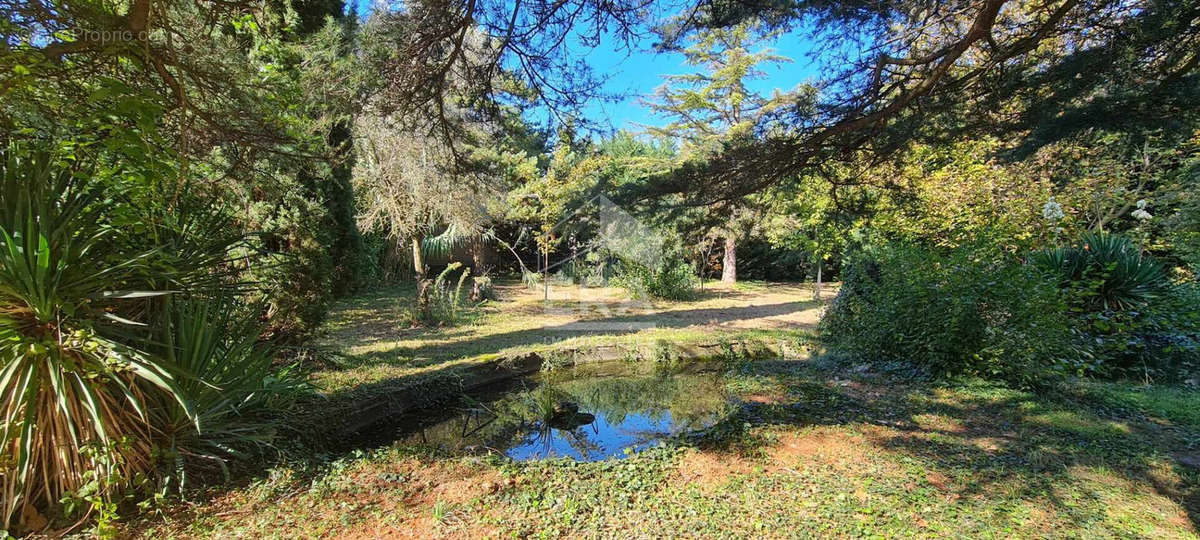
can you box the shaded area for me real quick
[691,360,1200,533]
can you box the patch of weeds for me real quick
[431,498,456,525]
[539,350,575,371]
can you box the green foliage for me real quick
[1161,133,1200,271]
[1030,232,1168,311]
[646,20,796,153]
[613,250,699,301]
[521,269,543,291]
[0,149,193,527]
[1032,233,1197,380]
[235,179,335,342]
[1078,282,1200,381]
[0,146,306,531]
[412,263,474,325]
[822,243,1076,386]
[151,297,309,490]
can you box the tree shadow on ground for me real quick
[337,300,822,368]
[694,361,1200,533]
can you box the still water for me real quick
[395,362,734,461]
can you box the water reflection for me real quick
[399,363,733,461]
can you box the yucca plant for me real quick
[149,296,307,489]
[1031,232,1168,310]
[0,149,193,530]
[413,262,472,324]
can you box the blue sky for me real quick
[577,27,823,133]
[346,1,824,134]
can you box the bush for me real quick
[0,150,192,527]
[556,251,618,287]
[1032,233,1197,380]
[0,146,305,531]
[821,243,1076,386]
[412,263,473,325]
[613,251,699,301]
[1030,232,1168,311]
[151,298,309,489]
[1116,282,1200,381]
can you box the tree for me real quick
[351,6,554,293]
[645,20,797,282]
[351,113,501,281]
[506,127,603,272]
[643,0,1200,204]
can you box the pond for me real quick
[387,361,735,461]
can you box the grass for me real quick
[1080,381,1200,429]
[310,280,825,394]
[122,281,1199,538]
[127,359,1200,538]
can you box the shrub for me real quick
[1032,232,1196,380]
[412,263,472,325]
[1113,282,1200,381]
[0,147,303,531]
[150,297,309,489]
[821,243,1076,386]
[0,150,192,527]
[613,251,699,301]
[1030,232,1168,310]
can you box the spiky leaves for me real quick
[0,149,190,528]
[1031,232,1168,311]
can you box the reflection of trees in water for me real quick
[400,369,733,458]
[558,373,732,430]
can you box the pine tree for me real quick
[646,21,794,283]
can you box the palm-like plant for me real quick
[1031,232,1168,310]
[0,150,193,527]
[151,297,307,487]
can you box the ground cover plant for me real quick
[3,0,1200,535]
[125,358,1200,538]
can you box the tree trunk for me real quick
[411,235,425,280]
[721,236,737,283]
[814,258,822,300]
[412,235,432,320]
[470,237,486,273]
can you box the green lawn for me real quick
[132,358,1199,538]
[128,284,1199,538]
[310,280,825,394]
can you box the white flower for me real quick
[1136,199,1148,209]
[1132,208,1153,221]
[1042,197,1065,222]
